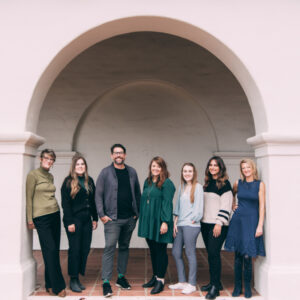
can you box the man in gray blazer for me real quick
[95,144,141,297]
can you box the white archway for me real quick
[26,16,267,135]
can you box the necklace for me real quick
[147,183,155,204]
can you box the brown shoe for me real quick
[46,288,55,296]
[57,289,66,297]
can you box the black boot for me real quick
[70,277,82,293]
[77,278,86,290]
[205,285,220,299]
[244,256,252,298]
[232,252,243,297]
[150,280,164,294]
[201,282,223,291]
[142,275,157,288]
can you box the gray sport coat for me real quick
[95,163,141,220]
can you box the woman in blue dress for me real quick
[225,159,266,298]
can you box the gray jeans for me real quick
[102,217,137,280]
[172,226,201,285]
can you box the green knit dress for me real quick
[138,178,175,243]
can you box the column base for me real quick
[0,257,36,300]
[255,258,300,300]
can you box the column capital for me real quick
[247,132,300,157]
[0,131,45,155]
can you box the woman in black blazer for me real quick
[61,154,98,293]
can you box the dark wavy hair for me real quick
[147,156,170,188]
[204,156,228,189]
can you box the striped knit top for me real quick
[201,179,233,226]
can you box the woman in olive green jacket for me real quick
[138,156,175,294]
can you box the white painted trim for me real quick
[247,133,300,157]
[0,132,45,155]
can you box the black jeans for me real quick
[65,210,92,277]
[201,222,228,286]
[146,238,168,278]
[33,211,66,294]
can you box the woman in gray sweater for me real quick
[169,163,203,294]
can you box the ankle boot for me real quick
[142,275,157,288]
[244,256,252,298]
[205,285,220,299]
[150,280,164,294]
[201,282,223,292]
[232,252,243,297]
[70,277,82,293]
[77,278,86,290]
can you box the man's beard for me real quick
[114,158,125,165]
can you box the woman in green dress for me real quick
[138,156,176,294]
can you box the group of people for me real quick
[26,144,265,299]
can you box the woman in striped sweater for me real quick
[200,156,233,300]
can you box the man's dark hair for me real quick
[40,148,56,161]
[110,144,126,154]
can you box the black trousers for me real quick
[33,211,66,294]
[146,238,168,278]
[65,210,92,277]
[201,223,228,286]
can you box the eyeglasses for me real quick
[113,151,125,155]
[42,156,55,162]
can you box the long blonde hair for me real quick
[240,158,258,181]
[69,154,90,199]
[181,163,198,203]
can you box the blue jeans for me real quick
[172,226,201,285]
[102,217,136,280]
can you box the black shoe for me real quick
[77,278,86,290]
[201,282,223,292]
[205,285,220,299]
[150,280,164,294]
[103,282,113,297]
[142,275,157,288]
[116,276,131,290]
[70,278,82,293]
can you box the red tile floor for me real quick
[31,248,260,298]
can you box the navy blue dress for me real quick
[225,180,265,257]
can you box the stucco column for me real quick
[0,132,45,300]
[248,133,300,300]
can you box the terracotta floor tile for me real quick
[31,248,260,297]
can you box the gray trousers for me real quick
[102,217,136,280]
[172,226,201,286]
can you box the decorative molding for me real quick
[213,151,254,159]
[247,132,300,146]
[0,132,45,156]
[247,133,300,157]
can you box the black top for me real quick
[61,176,98,226]
[115,167,134,219]
[204,179,232,195]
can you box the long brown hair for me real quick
[204,156,228,190]
[147,156,170,188]
[181,162,198,203]
[69,154,90,199]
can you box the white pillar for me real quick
[248,133,300,300]
[0,132,45,300]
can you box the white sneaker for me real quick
[168,282,187,290]
[182,283,196,294]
